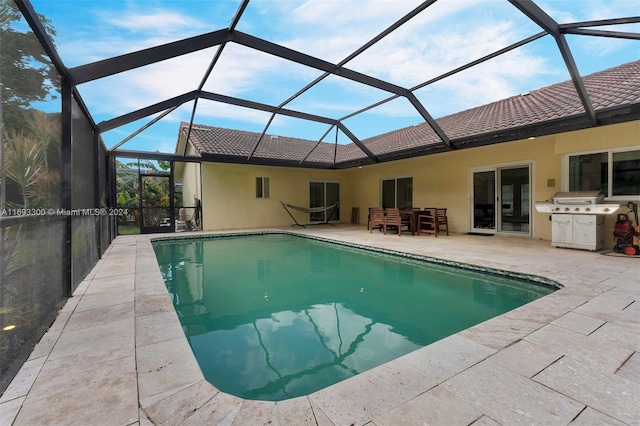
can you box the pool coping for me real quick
[138,229,638,425]
[151,230,563,290]
[4,226,639,425]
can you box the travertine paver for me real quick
[469,415,501,426]
[176,391,244,425]
[11,310,137,425]
[3,227,640,426]
[135,310,185,347]
[310,334,494,425]
[275,396,317,425]
[442,358,585,424]
[570,407,628,426]
[0,357,46,404]
[550,311,606,335]
[590,320,640,352]
[524,323,633,374]
[309,399,335,426]
[0,396,24,426]
[371,385,482,425]
[457,314,542,350]
[143,380,219,424]
[487,339,560,378]
[616,351,640,383]
[46,316,135,362]
[136,337,203,405]
[232,400,278,425]
[64,300,134,332]
[534,355,640,424]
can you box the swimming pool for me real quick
[153,232,556,401]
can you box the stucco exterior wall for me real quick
[188,120,639,248]
[199,163,352,230]
[178,144,202,210]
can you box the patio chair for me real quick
[417,208,438,237]
[436,208,449,236]
[384,208,409,236]
[369,208,385,233]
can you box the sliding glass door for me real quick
[309,181,340,223]
[471,165,531,234]
[499,167,530,233]
[472,170,496,232]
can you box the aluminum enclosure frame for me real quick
[15,0,640,171]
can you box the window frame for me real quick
[308,180,340,223]
[256,176,270,199]
[563,147,640,201]
[380,176,413,209]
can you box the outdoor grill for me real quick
[535,191,620,251]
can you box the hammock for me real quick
[280,200,341,227]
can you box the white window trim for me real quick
[256,176,270,199]
[562,147,640,201]
[380,176,413,209]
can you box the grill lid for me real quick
[551,191,603,204]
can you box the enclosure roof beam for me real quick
[108,149,202,162]
[228,30,450,147]
[96,91,199,133]
[229,31,408,95]
[563,28,640,40]
[337,122,379,163]
[508,0,596,124]
[276,0,438,109]
[198,92,380,164]
[199,91,336,125]
[68,30,231,85]
[558,16,640,29]
[14,0,68,78]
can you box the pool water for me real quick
[153,233,555,401]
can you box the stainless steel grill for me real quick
[535,191,620,251]
[535,191,619,215]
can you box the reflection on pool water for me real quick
[153,233,555,401]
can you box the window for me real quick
[381,177,413,209]
[256,177,270,198]
[613,150,640,197]
[567,149,640,199]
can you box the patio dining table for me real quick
[399,209,435,235]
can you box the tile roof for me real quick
[182,60,640,168]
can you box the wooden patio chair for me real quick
[368,207,385,233]
[417,208,438,237]
[384,208,409,236]
[436,208,449,236]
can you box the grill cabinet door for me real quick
[551,214,572,244]
[572,214,603,250]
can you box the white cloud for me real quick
[102,10,202,33]
[45,0,636,152]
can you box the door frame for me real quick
[468,161,534,236]
[139,171,174,234]
[308,180,341,224]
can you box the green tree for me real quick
[1,0,60,210]
[3,129,43,208]
[1,0,59,132]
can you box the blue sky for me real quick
[28,0,640,153]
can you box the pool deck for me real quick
[2,225,639,425]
